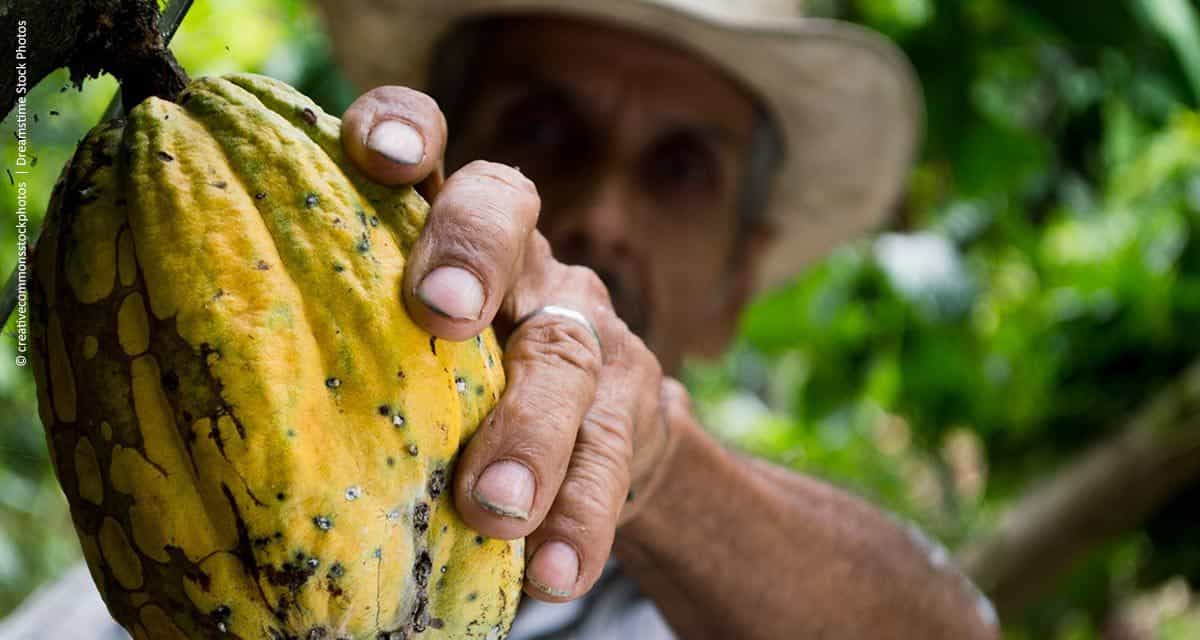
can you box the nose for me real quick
[543,178,635,266]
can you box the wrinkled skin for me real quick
[342,15,1001,640]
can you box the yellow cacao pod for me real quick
[30,73,523,639]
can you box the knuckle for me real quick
[437,221,510,274]
[563,265,611,305]
[565,451,628,518]
[462,160,541,206]
[510,319,603,380]
[583,405,636,458]
[501,386,577,443]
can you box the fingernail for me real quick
[367,120,424,165]
[473,460,534,520]
[528,541,579,598]
[416,266,484,320]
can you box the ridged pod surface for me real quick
[29,73,523,639]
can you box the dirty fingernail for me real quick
[367,120,424,165]
[473,460,535,520]
[528,541,579,598]
[416,266,484,320]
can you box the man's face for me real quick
[446,17,765,374]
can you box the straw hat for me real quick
[316,0,923,292]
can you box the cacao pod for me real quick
[30,73,523,639]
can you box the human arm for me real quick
[341,86,1000,639]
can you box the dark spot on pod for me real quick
[440,565,447,574]
[305,193,320,208]
[455,377,466,393]
[307,627,328,639]
[475,385,485,396]
[429,336,437,355]
[413,503,429,533]
[442,525,447,533]
[332,263,345,273]
[487,354,495,367]
[265,560,316,593]
[210,180,227,189]
[356,233,370,253]
[325,377,341,389]
[378,404,390,416]
[306,557,320,569]
[411,592,429,632]
[397,369,406,379]
[407,443,419,456]
[313,515,333,531]
[255,191,267,200]
[276,492,286,501]
[370,216,379,227]
[274,531,283,539]
[286,429,296,438]
[413,550,432,588]
[301,107,318,126]
[429,618,444,630]
[428,468,446,499]
[157,150,174,161]
[161,369,180,392]
[372,547,382,559]
[328,562,345,579]
[356,209,368,226]
[386,456,395,467]
[475,535,484,545]
[256,260,270,270]
[466,591,478,602]
[253,536,272,548]
[200,342,221,361]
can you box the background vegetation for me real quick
[3,0,1200,637]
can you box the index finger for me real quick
[341,85,448,186]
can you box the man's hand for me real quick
[342,86,677,602]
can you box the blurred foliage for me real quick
[2,0,1200,637]
[691,0,1200,637]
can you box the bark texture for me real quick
[0,0,186,119]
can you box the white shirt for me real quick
[0,561,676,640]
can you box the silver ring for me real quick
[515,304,602,350]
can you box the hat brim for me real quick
[317,0,923,292]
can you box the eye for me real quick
[641,130,721,202]
[487,88,589,171]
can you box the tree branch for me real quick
[959,360,1200,618]
[1,0,93,118]
[1,0,186,120]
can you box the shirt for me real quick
[0,561,676,640]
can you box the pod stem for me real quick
[68,0,190,110]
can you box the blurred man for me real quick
[2,1,1000,638]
